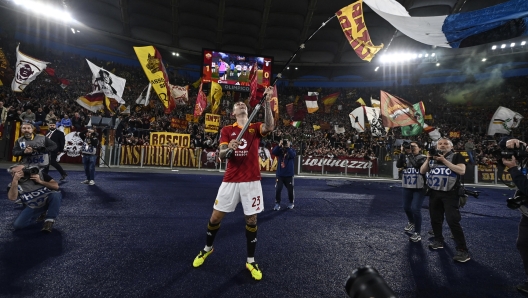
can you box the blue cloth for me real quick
[60,118,72,127]
[271,146,296,177]
[443,0,528,48]
[83,154,96,180]
[13,192,62,229]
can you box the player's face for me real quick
[233,101,247,115]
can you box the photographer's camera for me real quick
[21,166,39,181]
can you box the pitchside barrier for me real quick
[0,121,511,184]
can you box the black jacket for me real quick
[46,129,65,152]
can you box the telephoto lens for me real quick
[345,266,396,298]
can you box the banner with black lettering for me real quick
[301,156,378,175]
[204,113,220,133]
[149,132,191,147]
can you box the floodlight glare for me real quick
[501,44,506,48]
[15,0,74,22]
[436,63,440,66]
[482,58,487,62]
[176,53,179,56]
[522,41,527,46]
[295,67,298,70]
[491,45,497,50]
[172,52,175,55]
[418,54,422,58]
[425,54,429,57]
[511,43,515,47]
[374,66,379,71]
[431,53,436,57]
[286,67,289,70]
[71,28,75,34]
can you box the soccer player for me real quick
[192,86,275,281]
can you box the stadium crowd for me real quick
[1,36,527,168]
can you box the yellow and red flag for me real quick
[133,46,175,113]
[336,0,383,62]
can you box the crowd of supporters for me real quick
[1,35,527,167]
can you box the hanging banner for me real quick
[205,113,221,133]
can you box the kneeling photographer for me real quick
[7,163,62,233]
[420,138,470,262]
[501,138,528,293]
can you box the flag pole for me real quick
[226,14,337,158]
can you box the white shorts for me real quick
[214,181,264,215]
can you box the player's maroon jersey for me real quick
[220,122,267,182]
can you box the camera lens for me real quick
[345,266,396,298]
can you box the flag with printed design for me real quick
[487,106,523,135]
[194,82,207,117]
[136,84,152,106]
[401,102,426,136]
[269,85,279,124]
[292,121,302,128]
[349,107,365,133]
[371,98,380,108]
[0,47,13,86]
[133,46,175,113]
[364,106,385,136]
[209,81,223,114]
[336,1,384,62]
[12,45,49,92]
[86,59,126,104]
[76,91,106,112]
[380,90,419,128]
[169,84,189,106]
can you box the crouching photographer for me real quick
[500,138,528,293]
[7,163,62,233]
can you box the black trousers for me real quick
[517,215,528,277]
[44,151,66,177]
[429,189,468,251]
[275,176,294,204]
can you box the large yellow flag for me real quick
[336,0,383,62]
[209,81,223,114]
[192,77,202,89]
[133,46,174,111]
[356,97,366,106]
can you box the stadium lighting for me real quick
[482,58,487,62]
[436,63,440,66]
[374,66,379,71]
[491,45,497,50]
[71,28,75,34]
[431,53,436,57]
[172,52,175,55]
[12,0,74,22]
[287,67,289,70]
[511,43,516,47]
[501,44,506,48]
[176,53,179,56]
[295,67,298,70]
[425,54,429,57]
[522,41,527,46]
[418,54,422,58]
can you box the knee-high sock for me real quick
[206,221,220,247]
[246,224,258,258]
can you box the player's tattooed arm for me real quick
[219,144,229,160]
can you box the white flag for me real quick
[169,84,189,106]
[423,123,441,141]
[349,107,365,133]
[136,84,152,106]
[308,92,319,97]
[334,125,345,134]
[371,98,380,108]
[487,106,523,135]
[86,59,126,104]
[364,107,385,136]
[11,45,49,92]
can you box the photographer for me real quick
[7,163,62,233]
[271,139,296,211]
[396,141,426,242]
[501,138,528,293]
[13,122,57,169]
[78,128,99,186]
[420,138,470,262]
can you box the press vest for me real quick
[17,135,50,168]
[401,154,425,189]
[9,173,56,209]
[426,153,459,191]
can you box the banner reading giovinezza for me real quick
[301,156,378,175]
